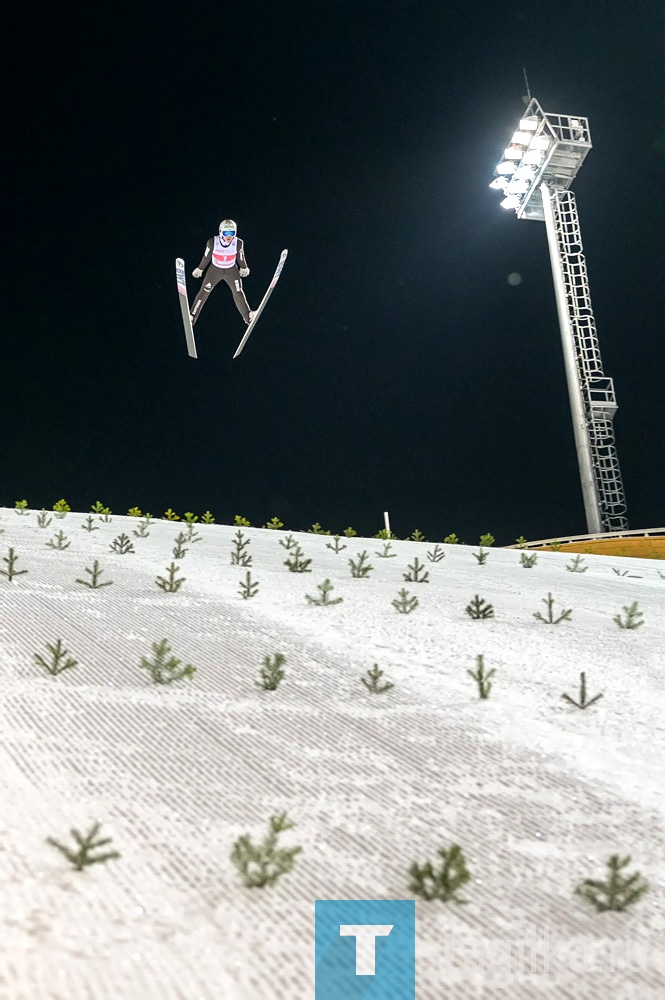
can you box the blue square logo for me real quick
[315,899,415,999]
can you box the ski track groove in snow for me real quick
[0,509,664,999]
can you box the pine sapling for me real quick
[37,509,53,528]
[465,595,494,619]
[34,639,78,676]
[256,653,286,691]
[279,533,298,551]
[110,533,134,554]
[231,529,252,565]
[515,535,529,548]
[479,533,495,547]
[614,601,644,629]
[234,515,251,527]
[520,552,537,568]
[81,515,100,533]
[1,548,28,581]
[361,664,394,694]
[53,499,70,518]
[407,529,426,541]
[139,638,195,684]
[284,545,312,573]
[91,501,112,521]
[561,672,603,709]
[307,522,330,534]
[374,527,397,540]
[46,821,120,871]
[46,530,70,550]
[200,510,215,524]
[533,593,572,624]
[403,557,429,582]
[76,560,113,589]
[427,544,445,563]
[14,500,29,515]
[132,515,151,538]
[326,534,347,553]
[342,527,357,537]
[409,844,471,904]
[575,854,648,912]
[306,579,343,605]
[156,562,185,592]
[263,516,284,530]
[392,588,419,614]
[184,522,201,543]
[239,570,259,599]
[566,554,588,573]
[163,508,180,521]
[443,533,459,544]
[349,550,373,578]
[467,654,495,698]
[172,532,189,559]
[231,812,302,888]
[182,511,199,523]
[375,541,397,558]
[472,547,489,565]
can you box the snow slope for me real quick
[0,507,664,999]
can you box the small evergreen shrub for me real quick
[76,561,113,589]
[575,855,648,912]
[306,579,343,605]
[34,639,77,676]
[533,593,572,624]
[561,672,603,709]
[47,822,120,872]
[409,844,470,904]
[231,813,302,888]
[361,664,394,694]
[139,638,195,684]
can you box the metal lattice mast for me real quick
[541,186,627,531]
[489,98,628,533]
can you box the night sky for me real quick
[6,3,664,544]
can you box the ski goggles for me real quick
[221,229,236,237]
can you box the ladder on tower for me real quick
[550,190,628,531]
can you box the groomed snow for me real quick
[0,507,664,999]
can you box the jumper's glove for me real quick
[239,267,250,278]
[192,267,203,279]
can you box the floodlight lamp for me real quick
[496,160,516,175]
[500,195,520,210]
[511,130,532,145]
[513,164,536,181]
[519,117,538,131]
[503,147,523,161]
[529,135,550,151]
[507,178,529,194]
[522,149,544,166]
[489,177,508,191]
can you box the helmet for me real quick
[219,219,237,238]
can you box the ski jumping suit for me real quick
[190,235,251,326]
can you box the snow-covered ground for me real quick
[0,506,664,999]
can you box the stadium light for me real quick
[488,97,627,534]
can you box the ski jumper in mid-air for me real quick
[189,219,255,327]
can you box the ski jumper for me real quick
[190,235,251,326]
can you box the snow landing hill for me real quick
[0,506,664,1000]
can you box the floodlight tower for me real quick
[489,97,628,533]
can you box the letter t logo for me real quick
[339,924,394,975]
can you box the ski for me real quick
[233,249,288,359]
[175,258,198,359]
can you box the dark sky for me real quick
[5,2,664,544]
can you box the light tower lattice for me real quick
[489,97,628,533]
